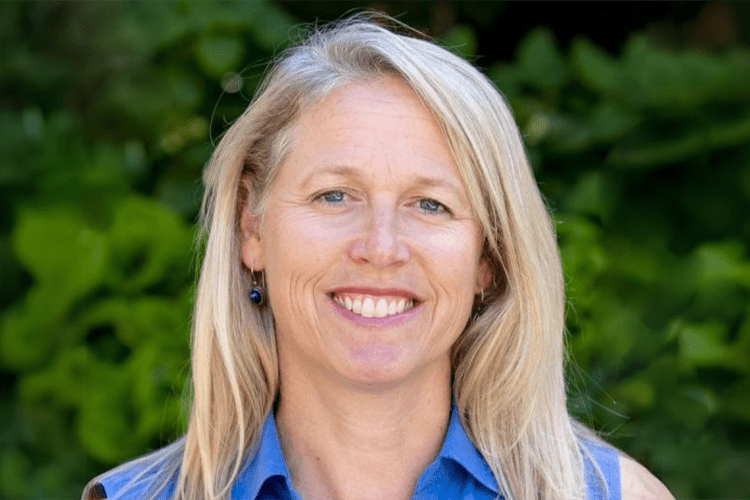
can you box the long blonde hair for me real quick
[88,14,594,500]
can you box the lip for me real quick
[326,294,422,327]
[326,286,423,302]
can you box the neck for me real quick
[275,363,452,500]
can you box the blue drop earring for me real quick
[250,266,265,306]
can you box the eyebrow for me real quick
[301,165,465,199]
[300,165,359,189]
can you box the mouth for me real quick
[328,292,419,318]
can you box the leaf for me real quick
[516,28,568,91]
[570,37,621,96]
[621,35,750,109]
[244,1,301,50]
[12,210,108,304]
[0,447,32,498]
[724,380,750,422]
[88,296,190,349]
[194,34,244,78]
[441,24,478,60]
[76,375,142,463]
[613,378,656,409]
[75,343,185,463]
[587,101,641,142]
[557,216,608,310]
[19,346,99,407]
[678,322,748,371]
[488,63,521,100]
[128,343,186,438]
[3,210,109,369]
[608,115,750,167]
[564,171,614,221]
[693,241,749,289]
[106,196,193,292]
[0,291,56,369]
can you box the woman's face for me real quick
[242,77,488,388]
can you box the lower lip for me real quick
[327,296,421,326]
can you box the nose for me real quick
[349,201,410,268]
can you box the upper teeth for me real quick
[332,293,415,318]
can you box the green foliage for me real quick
[0,2,294,497]
[441,24,479,60]
[491,27,750,499]
[0,3,748,499]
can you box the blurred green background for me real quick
[1,2,749,498]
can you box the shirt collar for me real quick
[232,405,499,499]
[232,413,294,500]
[438,405,499,494]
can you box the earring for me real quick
[471,288,485,321]
[249,265,264,305]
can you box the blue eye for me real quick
[316,190,347,206]
[418,198,448,214]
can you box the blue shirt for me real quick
[99,407,620,500]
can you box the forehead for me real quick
[307,76,428,118]
[279,77,463,188]
[302,77,443,140]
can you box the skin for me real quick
[620,455,677,500]
[241,76,675,500]
[242,77,488,500]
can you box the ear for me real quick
[240,206,265,271]
[476,258,492,295]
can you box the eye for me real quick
[314,190,348,206]
[417,198,450,215]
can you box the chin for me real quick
[337,348,411,386]
[337,347,445,390]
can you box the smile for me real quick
[330,293,417,318]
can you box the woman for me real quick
[83,15,674,500]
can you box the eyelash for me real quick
[417,198,449,214]
[317,190,348,207]
[314,190,451,215]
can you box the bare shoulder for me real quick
[619,453,675,500]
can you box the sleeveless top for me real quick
[92,407,621,500]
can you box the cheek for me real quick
[419,226,481,269]
[266,211,343,262]
[261,210,353,305]
[413,225,483,301]
[424,231,465,253]
[275,211,369,272]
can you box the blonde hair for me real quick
[86,14,597,500]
